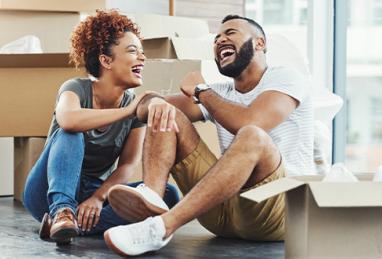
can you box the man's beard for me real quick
[215,39,254,78]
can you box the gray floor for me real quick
[0,197,284,258]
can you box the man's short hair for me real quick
[221,14,266,41]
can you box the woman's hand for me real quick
[77,195,104,232]
[147,97,179,133]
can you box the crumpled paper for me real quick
[322,163,358,182]
[0,35,42,54]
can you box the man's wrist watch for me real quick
[193,83,211,104]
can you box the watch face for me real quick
[197,84,209,91]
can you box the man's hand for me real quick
[77,195,104,232]
[148,97,179,132]
[180,71,206,97]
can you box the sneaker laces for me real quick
[127,218,163,247]
[136,183,147,190]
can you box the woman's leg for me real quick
[23,128,85,221]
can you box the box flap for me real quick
[142,37,176,59]
[172,36,214,60]
[142,36,215,60]
[241,177,305,203]
[309,182,382,207]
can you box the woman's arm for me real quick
[77,126,146,231]
[55,91,150,132]
[93,126,145,201]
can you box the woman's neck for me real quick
[92,76,125,109]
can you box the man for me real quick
[104,14,314,256]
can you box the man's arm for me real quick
[198,89,298,134]
[164,94,204,122]
[180,71,298,135]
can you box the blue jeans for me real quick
[23,128,179,235]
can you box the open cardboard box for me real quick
[127,13,214,60]
[142,36,215,60]
[241,174,382,259]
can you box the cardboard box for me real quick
[129,13,214,60]
[142,36,214,60]
[0,53,86,137]
[127,13,210,39]
[0,11,81,53]
[241,174,382,259]
[14,137,46,202]
[0,0,104,12]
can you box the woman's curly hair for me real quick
[69,9,140,78]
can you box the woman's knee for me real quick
[55,128,84,145]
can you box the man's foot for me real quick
[39,213,52,239]
[104,216,172,256]
[50,208,79,245]
[108,184,169,222]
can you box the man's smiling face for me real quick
[214,19,265,78]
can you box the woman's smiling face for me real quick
[108,31,146,88]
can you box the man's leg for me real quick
[142,109,200,196]
[104,125,281,256]
[107,109,200,220]
[161,124,280,237]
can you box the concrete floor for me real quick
[0,197,284,258]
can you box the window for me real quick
[245,0,308,61]
[344,0,382,172]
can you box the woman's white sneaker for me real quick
[104,216,172,256]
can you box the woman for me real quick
[23,9,179,245]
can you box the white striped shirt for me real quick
[199,66,314,176]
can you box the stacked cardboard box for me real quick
[0,1,104,200]
[1,54,86,201]
[7,13,225,201]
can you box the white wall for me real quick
[0,138,13,196]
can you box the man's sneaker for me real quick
[108,184,169,222]
[104,216,172,256]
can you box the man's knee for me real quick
[235,125,271,151]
